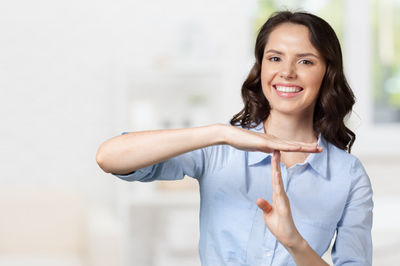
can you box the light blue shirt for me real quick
[115,123,373,265]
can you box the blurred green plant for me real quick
[372,0,400,113]
[254,0,344,43]
[188,94,208,106]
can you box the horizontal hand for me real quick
[224,126,322,154]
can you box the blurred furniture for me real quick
[116,178,201,266]
[0,188,121,266]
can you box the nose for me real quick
[279,62,297,79]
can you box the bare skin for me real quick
[96,123,321,175]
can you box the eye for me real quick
[299,59,313,65]
[268,56,281,62]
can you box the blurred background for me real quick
[0,0,399,265]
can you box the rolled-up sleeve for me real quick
[332,158,373,265]
[113,147,209,182]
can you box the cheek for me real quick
[260,67,275,88]
[306,72,325,102]
[308,70,325,91]
[260,73,273,99]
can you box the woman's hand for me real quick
[224,125,321,154]
[256,150,329,265]
[256,150,303,248]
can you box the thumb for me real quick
[256,198,273,213]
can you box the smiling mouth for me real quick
[274,85,303,93]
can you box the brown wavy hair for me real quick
[230,11,356,152]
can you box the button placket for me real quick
[259,164,290,266]
[265,249,273,257]
[262,227,277,265]
[260,164,287,266]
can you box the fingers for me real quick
[293,141,322,152]
[271,150,284,196]
[256,198,273,213]
[256,151,284,215]
[266,140,322,153]
[281,143,322,153]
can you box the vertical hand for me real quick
[256,150,303,248]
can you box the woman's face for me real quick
[261,22,326,118]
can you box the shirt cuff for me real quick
[112,165,154,182]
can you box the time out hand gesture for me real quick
[225,126,321,154]
[256,150,303,248]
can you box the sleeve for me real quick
[331,158,373,266]
[112,144,210,182]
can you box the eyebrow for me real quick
[264,49,320,58]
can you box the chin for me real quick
[271,103,314,117]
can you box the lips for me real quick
[273,84,303,98]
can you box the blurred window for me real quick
[372,0,400,123]
[254,0,344,41]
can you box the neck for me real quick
[264,110,317,143]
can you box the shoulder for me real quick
[325,139,371,189]
[327,141,366,174]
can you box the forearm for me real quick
[286,238,329,266]
[96,123,226,174]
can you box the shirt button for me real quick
[265,249,273,257]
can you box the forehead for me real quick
[265,23,318,53]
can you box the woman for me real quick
[96,11,373,266]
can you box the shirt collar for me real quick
[305,133,329,179]
[246,123,329,179]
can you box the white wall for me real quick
[0,1,129,209]
[0,0,255,200]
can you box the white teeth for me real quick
[275,86,301,93]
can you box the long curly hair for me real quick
[230,11,356,152]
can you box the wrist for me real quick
[285,233,308,254]
[212,123,230,145]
